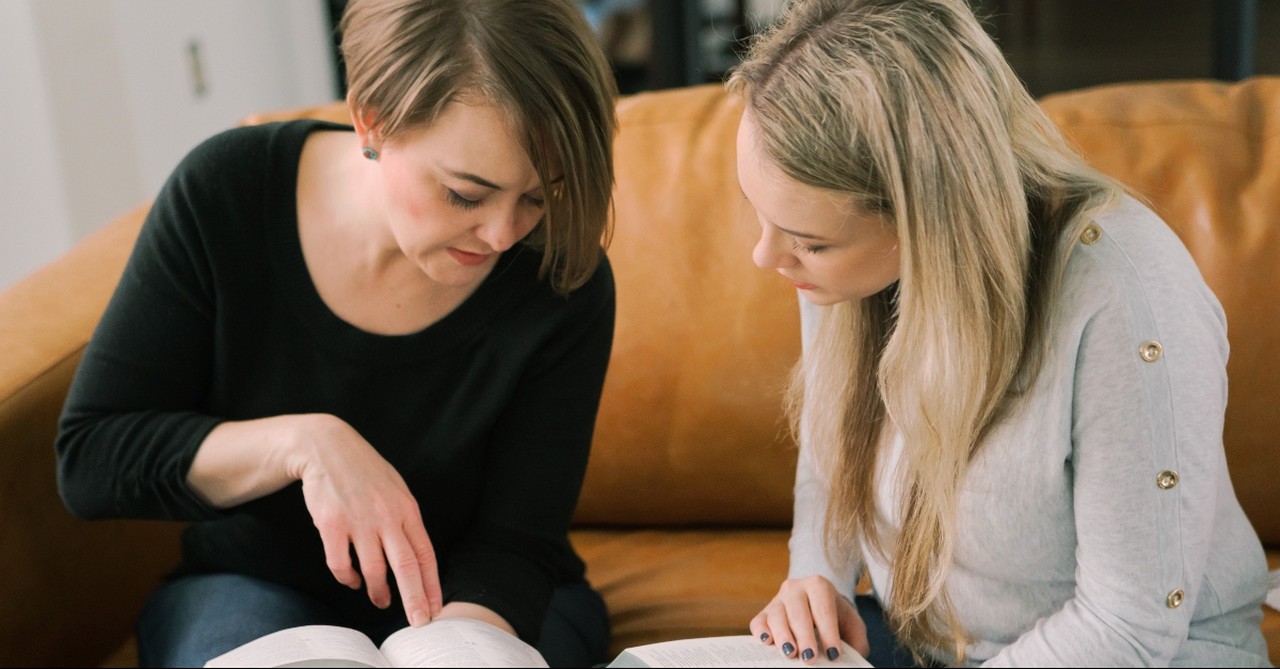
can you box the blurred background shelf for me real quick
[583,0,1278,95]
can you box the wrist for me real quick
[435,602,516,636]
[278,413,333,482]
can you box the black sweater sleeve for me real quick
[440,257,616,643]
[55,129,259,521]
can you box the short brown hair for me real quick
[341,0,618,294]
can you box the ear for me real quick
[347,93,382,150]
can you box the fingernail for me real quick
[759,632,770,642]
[802,648,814,661]
[781,642,795,656]
[410,610,427,627]
[827,647,840,661]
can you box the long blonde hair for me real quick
[729,0,1122,661]
[340,0,618,294]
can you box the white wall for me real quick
[0,1,76,290]
[110,0,337,200]
[0,0,337,291]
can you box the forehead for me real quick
[394,100,539,184]
[399,99,519,153]
[736,112,858,236]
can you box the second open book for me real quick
[606,635,872,667]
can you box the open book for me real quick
[204,618,547,668]
[606,635,873,668]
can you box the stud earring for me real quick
[362,147,379,161]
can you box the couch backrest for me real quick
[580,79,1280,543]
[266,81,1280,537]
[1041,78,1280,546]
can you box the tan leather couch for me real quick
[1,79,1276,666]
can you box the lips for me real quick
[783,275,817,290]
[447,248,492,266]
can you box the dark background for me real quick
[323,0,1279,98]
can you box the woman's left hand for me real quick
[749,575,870,663]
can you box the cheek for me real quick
[519,209,544,236]
[854,245,901,292]
[383,173,433,223]
[820,245,900,300]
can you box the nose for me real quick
[475,208,525,253]
[752,225,798,270]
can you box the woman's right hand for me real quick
[189,413,443,624]
[749,575,870,664]
[286,414,444,626]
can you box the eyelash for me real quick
[792,239,828,254]
[446,189,546,210]
[447,189,481,211]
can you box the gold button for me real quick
[1166,589,1184,608]
[1156,470,1179,489]
[1081,224,1102,245]
[1139,340,1163,362]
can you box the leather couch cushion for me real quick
[573,529,789,657]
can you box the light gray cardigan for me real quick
[789,197,1271,667]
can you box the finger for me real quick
[404,519,443,618]
[779,587,821,663]
[383,531,431,626]
[764,600,799,659]
[807,587,844,663]
[384,516,442,625]
[749,607,776,646]
[839,600,871,659]
[318,526,361,590]
[352,532,391,609]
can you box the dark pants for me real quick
[856,595,940,668]
[137,573,609,668]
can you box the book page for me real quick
[607,635,872,668]
[204,625,390,668]
[379,618,549,668]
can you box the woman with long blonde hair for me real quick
[730,0,1270,665]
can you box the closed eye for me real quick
[446,189,482,211]
[792,239,828,254]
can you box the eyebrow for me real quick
[776,225,828,241]
[738,185,829,242]
[447,169,505,191]
[446,169,565,193]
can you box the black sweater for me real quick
[55,120,615,643]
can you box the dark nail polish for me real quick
[802,648,815,661]
[760,632,770,642]
[827,647,840,661]
[782,642,795,656]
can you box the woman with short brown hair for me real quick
[56,1,619,666]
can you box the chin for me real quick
[420,258,486,288]
[798,290,848,307]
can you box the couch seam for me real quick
[0,344,87,413]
